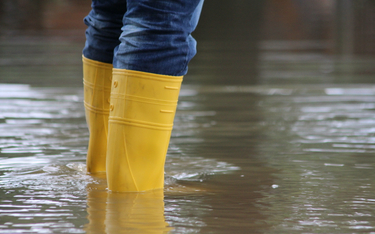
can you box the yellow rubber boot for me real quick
[82,56,112,173]
[106,69,183,192]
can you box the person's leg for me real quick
[83,0,126,63]
[113,0,204,75]
[82,0,126,173]
[106,0,204,192]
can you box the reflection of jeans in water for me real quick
[82,0,204,76]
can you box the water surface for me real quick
[1,82,375,233]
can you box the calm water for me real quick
[2,1,375,233]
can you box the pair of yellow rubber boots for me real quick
[83,56,182,192]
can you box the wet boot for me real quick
[106,69,183,192]
[82,56,112,173]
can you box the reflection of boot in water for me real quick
[106,69,182,192]
[106,189,172,233]
[85,180,172,234]
[85,175,108,234]
[82,56,112,173]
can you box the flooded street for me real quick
[2,0,375,233]
[2,80,375,233]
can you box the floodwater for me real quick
[2,1,375,233]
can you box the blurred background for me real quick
[1,0,374,86]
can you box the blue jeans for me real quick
[83,0,204,76]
